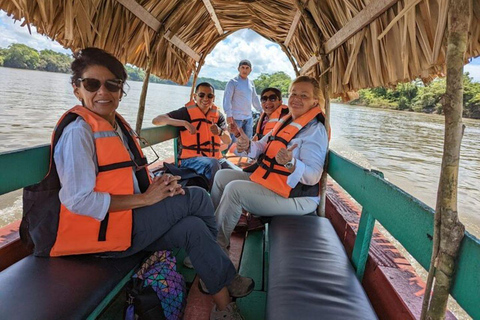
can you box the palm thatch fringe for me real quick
[1,0,479,96]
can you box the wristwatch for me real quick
[284,157,296,170]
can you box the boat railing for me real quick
[0,125,478,319]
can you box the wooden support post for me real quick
[318,54,330,217]
[279,43,300,77]
[135,57,153,135]
[190,70,199,101]
[421,1,468,319]
[351,209,375,281]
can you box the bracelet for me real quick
[218,128,224,136]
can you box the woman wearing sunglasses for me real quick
[211,76,329,255]
[24,47,252,319]
[253,87,289,141]
[152,82,232,187]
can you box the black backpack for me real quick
[158,162,210,191]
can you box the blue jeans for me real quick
[231,117,254,141]
[180,156,222,185]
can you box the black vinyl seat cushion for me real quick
[0,253,144,320]
[267,216,377,320]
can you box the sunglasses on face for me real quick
[77,78,124,93]
[261,94,279,102]
[197,92,215,99]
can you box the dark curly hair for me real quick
[71,48,127,88]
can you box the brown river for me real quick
[1,67,479,239]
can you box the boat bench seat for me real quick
[266,215,377,320]
[0,252,145,320]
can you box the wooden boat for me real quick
[0,1,479,319]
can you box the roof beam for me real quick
[299,55,319,75]
[164,30,201,62]
[324,0,398,54]
[284,9,302,47]
[114,0,162,31]
[202,0,224,35]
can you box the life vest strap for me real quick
[182,145,221,151]
[98,212,109,241]
[268,135,289,146]
[98,158,147,172]
[257,154,290,179]
[190,118,213,125]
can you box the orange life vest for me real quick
[255,105,289,140]
[179,101,222,160]
[24,106,150,257]
[249,107,325,198]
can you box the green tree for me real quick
[0,48,7,66]
[3,43,39,69]
[412,78,446,114]
[462,73,480,118]
[253,71,292,95]
[37,49,72,73]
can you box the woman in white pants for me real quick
[212,76,329,252]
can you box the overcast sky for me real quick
[1,9,479,82]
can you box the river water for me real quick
[1,67,479,238]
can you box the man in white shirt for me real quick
[223,60,262,140]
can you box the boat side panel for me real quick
[0,144,50,195]
[328,150,479,320]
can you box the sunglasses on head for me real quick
[261,94,279,102]
[197,92,215,99]
[77,78,124,93]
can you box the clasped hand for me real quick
[143,174,185,205]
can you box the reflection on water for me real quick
[330,104,480,236]
[1,67,479,237]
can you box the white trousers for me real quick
[211,169,318,250]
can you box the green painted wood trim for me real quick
[139,125,179,146]
[450,233,480,319]
[0,144,50,195]
[236,291,267,320]
[174,138,179,166]
[328,150,480,319]
[328,150,434,268]
[239,230,264,291]
[351,209,375,281]
[0,126,179,195]
[86,269,136,320]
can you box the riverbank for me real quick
[346,76,480,119]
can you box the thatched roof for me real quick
[1,0,479,96]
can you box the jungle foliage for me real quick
[253,71,292,96]
[351,75,480,119]
[125,65,226,89]
[0,44,71,73]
